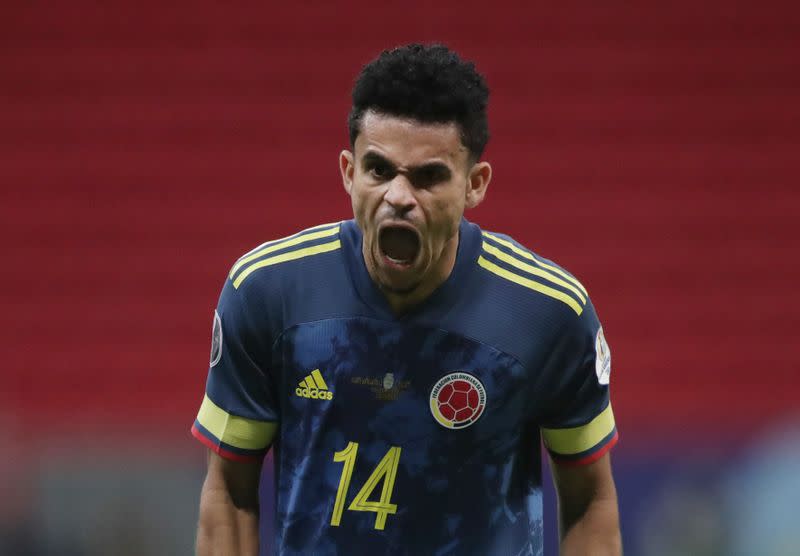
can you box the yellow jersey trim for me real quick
[478,255,584,315]
[482,232,588,297]
[196,394,277,450]
[482,241,587,304]
[230,223,340,278]
[232,239,342,289]
[541,404,615,455]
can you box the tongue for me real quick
[380,227,419,262]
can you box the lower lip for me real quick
[381,253,414,270]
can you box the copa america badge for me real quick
[209,310,222,367]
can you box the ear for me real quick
[339,150,355,195]
[465,161,492,209]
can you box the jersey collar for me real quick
[342,217,481,322]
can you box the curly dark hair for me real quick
[348,44,490,161]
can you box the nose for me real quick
[383,175,417,214]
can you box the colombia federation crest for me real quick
[429,372,486,429]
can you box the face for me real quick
[340,111,491,305]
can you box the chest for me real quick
[272,318,552,445]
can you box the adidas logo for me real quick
[295,369,333,400]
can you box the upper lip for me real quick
[377,220,421,240]
[377,220,422,263]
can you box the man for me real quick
[192,44,621,555]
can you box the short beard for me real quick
[377,279,421,296]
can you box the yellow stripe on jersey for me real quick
[303,377,315,389]
[230,223,340,278]
[482,232,588,297]
[232,240,342,289]
[482,241,587,304]
[196,394,277,450]
[541,404,615,456]
[311,369,328,390]
[478,256,584,315]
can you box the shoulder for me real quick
[227,221,344,294]
[442,226,601,367]
[218,221,355,335]
[469,228,607,385]
[475,228,590,320]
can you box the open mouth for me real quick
[379,225,421,267]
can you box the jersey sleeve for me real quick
[191,277,278,462]
[539,300,617,466]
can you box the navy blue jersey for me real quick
[192,218,617,556]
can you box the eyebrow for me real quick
[361,151,452,176]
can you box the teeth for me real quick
[387,256,410,265]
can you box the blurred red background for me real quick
[2,1,798,554]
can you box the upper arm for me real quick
[196,451,263,555]
[537,300,620,539]
[191,275,279,462]
[539,302,618,466]
[550,452,618,527]
[202,450,264,510]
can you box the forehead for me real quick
[355,111,468,167]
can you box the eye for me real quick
[368,163,391,180]
[412,167,449,188]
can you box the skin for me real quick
[339,110,491,314]
[196,111,621,555]
[196,453,263,556]
[552,453,622,555]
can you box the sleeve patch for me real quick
[595,327,611,385]
[209,310,223,367]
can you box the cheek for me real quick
[431,188,465,225]
[349,183,380,222]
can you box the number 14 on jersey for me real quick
[330,441,402,530]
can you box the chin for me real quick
[374,259,424,295]
[378,278,421,296]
